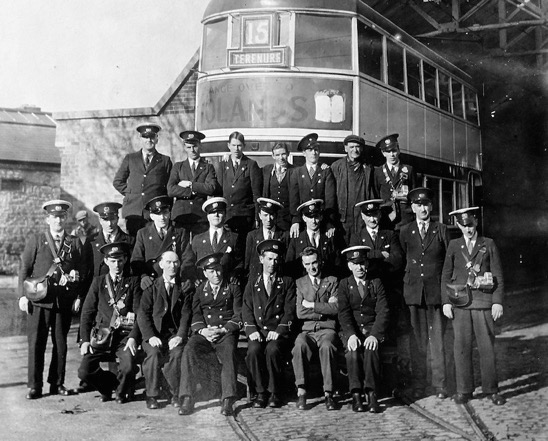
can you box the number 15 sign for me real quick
[243,16,271,47]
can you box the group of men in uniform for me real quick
[17,122,506,419]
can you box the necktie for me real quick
[266,230,273,240]
[114,276,121,290]
[212,230,218,249]
[276,167,286,183]
[308,166,315,179]
[420,222,427,240]
[109,234,115,243]
[313,277,320,291]
[54,235,62,251]
[165,282,173,296]
[212,285,219,299]
[265,276,272,296]
[191,161,196,176]
[371,230,377,242]
[145,155,151,167]
[357,281,365,299]
[159,228,165,240]
[467,240,474,254]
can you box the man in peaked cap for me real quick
[337,245,389,413]
[167,130,221,236]
[286,199,342,279]
[242,239,296,409]
[131,195,194,291]
[78,241,142,403]
[18,199,85,399]
[399,187,450,400]
[289,133,336,240]
[441,207,506,405]
[331,134,377,246]
[178,252,242,416]
[71,210,99,245]
[113,123,172,236]
[245,197,288,284]
[373,133,417,231]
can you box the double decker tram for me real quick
[196,0,483,225]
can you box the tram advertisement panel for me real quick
[197,76,353,130]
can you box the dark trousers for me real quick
[292,329,338,392]
[142,340,184,397]
[453,308,498,395]
[246,338,288,395]
[179,333,238,400]
[27,305,72,389]
[345,346,381,393]
[78,336,137,396]
[409,303,447,390]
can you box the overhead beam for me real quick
[408,1,443,29]
[491,48,548,56]
[416,18,548,37]
[504,26,534,49]
[458,0,494,23]
[499,0,508,49]
[506,0,542,20]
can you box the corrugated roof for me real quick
[0,108,60,164]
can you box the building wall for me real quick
[0,162,60,274]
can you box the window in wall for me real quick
[406,52,422,99]
[1,178,23,191]
[423,62,437,106]
[202,18,228,71]
[464,87,479,125]
[439,72,451,113]
[386,38,405,91]
[295,14,352,69]
[358,22,383,80]
[452,81,464,118]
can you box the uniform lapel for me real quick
[422,221,437,250]
[469,236,484,261]
[234,156,248,181]
[194,159,206,180]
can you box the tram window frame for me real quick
[438,71,452,113]
[405,52,422,100]
[386,38,405,92]
[357,22,384,81]
[464,86,479,125]
[202,18,229,71]
[452,80,465,118]
[423,62,437,107]
[424,175,468,224]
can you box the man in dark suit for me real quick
[292,247,340,411]
[217,131,262,243]
[18,200,85,399]
[442,207,506,405]
[243,239,296,408]
[167,130,221,236]
[288,133,336,239]
[78,242,141,403]
[130,195,193,291]
[245,197,288,283]
[113,123,173,236]
[262,142,295,231]
[138,251,192,409]
[178,253,242,416]
[337,246,389,413]
[373,134,417,231]
[399,187,449,399]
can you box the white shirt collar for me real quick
[354,276,366,286]
[309,274,321,285]
[263,228,274,240]
[209,227,223,241]
[188,158,199,168]
[366,226,378,236]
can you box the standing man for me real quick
[217,131,262,244]
[331,135,377,246]
[289,133,336,238]
[167,130,221,236]
[442,207,506,405]
[262,142,295,231]
[70,210,98,245]
[373,134,417,230]
[337,246,389,413]
[399,187,449,399]
[18,200,84,399]
[178,252,242,416]
[113,123,172,236]
[138,251,192,409]
[78,242,141,403]
[243,239,296,408]
[292,247,340,411]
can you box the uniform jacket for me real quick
[191,227,243,279]
[18,231,85,310]
[87,229,135,278]
[337,275,389,345]
[399,220,449,305]
[190,280,242,334]
[217,155,262,219]
[296,275,338,332]
[79,274,141,342]
[167,158,221,222]
[373,163,417,203]
[244,228,289,281]
[113,150,172,218]
[242,274,296,338]
[138,276,192,341]
[262,164,294,229]
[130,223,193,280]
[289,164,336,224]
[441,236,504,309]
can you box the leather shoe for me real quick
[453,393,472,404]
[220,398,234,416]
[351,392,365,412]
[488,393,506,406]
[100,393,112,402]
[268,394,282,408]
[115,393,127,404]
[26,388,42,400]
[171,396,180,408]
[76,383,94,394]
[50,385,73,396]
[178,396,193,415]
[146,396,159,409]
[325,395,337,411]
[253,393,268,409]
[368,392,380,413]
[296,394,307,410]
[435,388,448,399]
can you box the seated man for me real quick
[243,239,296,408]
[178,252,242,416]
[138,251,192,409]
[78,242,141,403]
[292,247,340,411]
[338,246,389,413]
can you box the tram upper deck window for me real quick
[202,18,228,71]
[358,23,383,80]
[452,81,464,118]
[294,15,352,70]
[406,52,422,99]
[423,62,437,106]
[464,87,479,125]
[231,13,290,48]
[386,39,405,92]
[439,72,451,113]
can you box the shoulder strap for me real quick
[105,276,121,327]
[45,231,62,264]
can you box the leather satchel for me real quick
[23,276,50,301]
[90,326,113,350]
[446,284,472,308]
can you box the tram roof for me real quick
[203,0,473,83]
